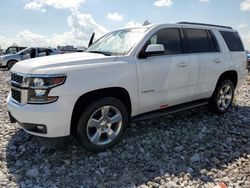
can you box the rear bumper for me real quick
[7,93,76,138]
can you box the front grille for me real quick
[11,88,21,103]
[11,73,23,85]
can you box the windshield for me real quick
[5,47,18,54]
[86,28,149,56]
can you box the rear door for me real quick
[182,28,224,99]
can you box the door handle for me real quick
[177,62,188,67]
[215,59,222,63]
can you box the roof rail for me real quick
[177,22,233,29]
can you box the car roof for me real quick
[125,22,235,32]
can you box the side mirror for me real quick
[88,32,95,47]
[145,44,165,53]
[139,44,165,58]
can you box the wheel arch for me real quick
[216,70,238,88]
[7,59,18,68]
[70,87,132,136]
[7,59,18,64]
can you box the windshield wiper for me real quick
[87,51,112,56]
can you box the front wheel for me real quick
[76,97,128,152]
[7,61,17,70]
[209,80,235,114]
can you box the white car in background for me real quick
[7,22,248,152]
[0,47,59,69]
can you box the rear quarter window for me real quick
[220,31,244,52]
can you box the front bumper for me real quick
[0,62,4,68]
[0,61,7,68]
[7,93,76,138]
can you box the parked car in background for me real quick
[0,47,59,69]
[0,48,4,56]
[57,45,86,54]
[247,51,250,71]
[5,46,27,55]
[7,22,248,152]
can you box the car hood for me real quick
[11,52,117,74]
[0,54,17,60]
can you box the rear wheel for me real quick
[209,80,235,114]
[7,60,17,70]
[76,97,128,152]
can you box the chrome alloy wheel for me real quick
[86,105,123,145]
[217,84,233,111]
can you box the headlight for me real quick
[27,75,66,104]
[30,76,66,88]
[33,78,44,87]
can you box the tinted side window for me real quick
[184,29,213,53]
[207,31,220,52]
[146,28,182,55]
[47,49,53,53]
[220,31,244,52]
[38,48,46,53]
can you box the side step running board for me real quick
[132,100,209,122]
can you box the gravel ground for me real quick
[0,68,249,188]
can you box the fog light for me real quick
[35,89,46,97]
[37,125,44,130]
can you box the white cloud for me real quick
[0,9,108,49]
[241,32,250,50]
[241,0,250,11]
[126,21,142,27]
[238,23,249,29]
[154,0,173,7]
[24,1,46,12]
[24,0,85,12]
[0,36,14,49]
[154,0,209,7]
[107,12,124,21]
[68,9,107,41]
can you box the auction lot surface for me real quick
[0,69,249,188]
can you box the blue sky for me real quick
[0,0,250,49]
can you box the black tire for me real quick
[209,80,235,114]
[7,61,17,70]
[76,97,128,152]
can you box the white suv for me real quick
[7,22,248,152]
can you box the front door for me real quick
[136,28,199,114]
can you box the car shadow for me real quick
[5,104,250,187]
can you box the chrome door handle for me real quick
[177,62,188,67]
[215,59,222,63]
